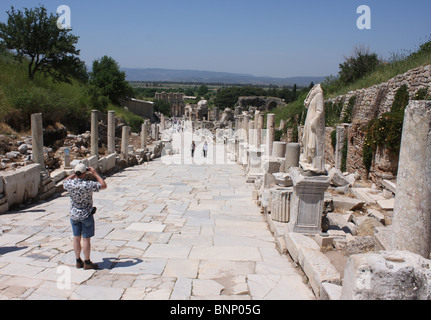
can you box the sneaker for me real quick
[76,258,84,269]
[84,260,98,270]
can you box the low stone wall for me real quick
[0,164,41,212]
[123,98,154,119]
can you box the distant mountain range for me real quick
[122,67,326,87]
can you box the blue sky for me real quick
[1,0,430,78]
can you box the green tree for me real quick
[338,46,380,85]
[184,88,195,96]
[291,84,297,101]
[197,85,209,98]
[89,56,133,106]
[214,86,267,109]
[0,5,87,83]
[153,99,171,117]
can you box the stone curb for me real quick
[265,212,342,300]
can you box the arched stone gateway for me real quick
[236,96,286,112]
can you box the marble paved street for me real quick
[0,149,315,300]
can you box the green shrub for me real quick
[413,87,431,100]
[325,100,344,126]
[109,105,144,133]
[342,96,356,123]
[6,87,63,129]
[391,84,409,113]
[274,129,283,142]
[331,129,337,151]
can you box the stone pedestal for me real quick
[288,167,330,235]
[270,187,293,223]
[246,149,263,183]
[391,101,431,258]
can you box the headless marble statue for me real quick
[300,84,326,173]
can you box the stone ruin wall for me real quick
[237,96,286,111]
[330,65,431,122]
[326,65,431,182]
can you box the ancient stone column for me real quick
[243,115,249,142]
[155,123,159,141]
[235,117,241,141]
[254,111,259,144]
[160,114,165,131]
[285,143,300,172]
[248,120,255,147]
[257,113,264,150]
[141,121,148,149]
[267,114,275,157]
[391,101,431,258]
[91,110,99,157]
[150,124,156,140]
[254,111,259,129]
[31,113,45,171]
[107,111,116,155]
[121,126,130,159]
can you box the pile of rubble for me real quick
[257,161,396,265]
[1,134,62,172]
[0,123,152,174]
[254,161,400,299]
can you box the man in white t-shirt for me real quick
[63,163,107,270]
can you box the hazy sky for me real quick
[1,0,430,78]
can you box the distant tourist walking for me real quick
[63,164,107,270]
[203,141,208,158]
[191,141,196,158]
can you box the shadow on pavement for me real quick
[0,246,29,255]
[99,257,143,270]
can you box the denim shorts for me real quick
[70,215,95,238]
